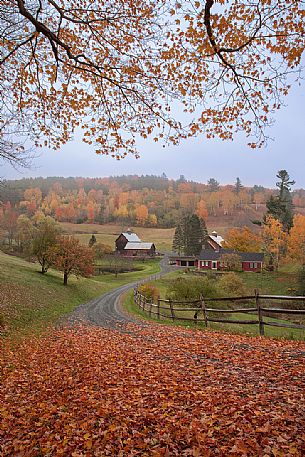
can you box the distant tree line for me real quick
[1,174,305,229]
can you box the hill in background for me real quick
[1,175,305,230]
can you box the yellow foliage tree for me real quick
[223,227,261,252]
[148,214,158,226]
[286,214,305,264]
[135,205,148,226]
[262,216,287,270]
[114,205,129,221]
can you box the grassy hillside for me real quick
[0,251,160,338]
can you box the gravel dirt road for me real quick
[66,255,175,329]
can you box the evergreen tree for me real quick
[265,170,295,232]
[175,214,207,256]
[200,217,208,249]
[177,175,187,183]
[276,170,295,197]
[172,224,184,255]
[234,177,243,194]
[207,178,219,192]
[88,234,97,247]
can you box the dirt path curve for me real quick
[66,255,175,329]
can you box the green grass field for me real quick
[236,268,298,295]
[0,251,160,339]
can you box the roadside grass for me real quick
[124,267,305,340]
[236,268,299,295]
[0,251,160,339]
[60,222,175,252]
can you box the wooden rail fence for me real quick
[134,289,305,336]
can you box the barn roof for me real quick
[208,233,224,247]
[122,232,141,243]
[124,242,154,250]
[199,249,264,262]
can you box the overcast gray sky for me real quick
[2,82,305,188]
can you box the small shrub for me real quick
[166,277,219,302]
[218,272,248,296]
[138,284,160,303]
[219,253,242,272]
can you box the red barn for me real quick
[115,230,141,252]
[115,229,156,258]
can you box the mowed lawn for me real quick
[60,222,176,252]
[0,251,160,338]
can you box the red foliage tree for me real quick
[49,236,94,285]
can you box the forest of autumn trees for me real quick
[0,175,303,229]
[1,175,305,230]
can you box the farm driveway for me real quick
[66,255,175,329]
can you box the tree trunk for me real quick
[63,272,68,285]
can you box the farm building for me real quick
[115,230,156,257]
[169,256,197,268]
[170,249,263,272]
[198,249,264,272]
[206,230,224,250]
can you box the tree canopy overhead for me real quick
[1,0,304,164]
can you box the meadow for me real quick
[60,222,177,252]
[61,222,229,250]
[0,251,160,339]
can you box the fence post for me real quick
[200,295,208,328]
[157,298,160,320]
[142,294,146,312]
[169,299,175,321]
[193,306,198,324]
[255,289,264,336]
[149,300,152,317]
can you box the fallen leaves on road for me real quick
[1,324,305,456]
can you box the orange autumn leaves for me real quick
[1,0,305,160]
[1,324,305,456]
